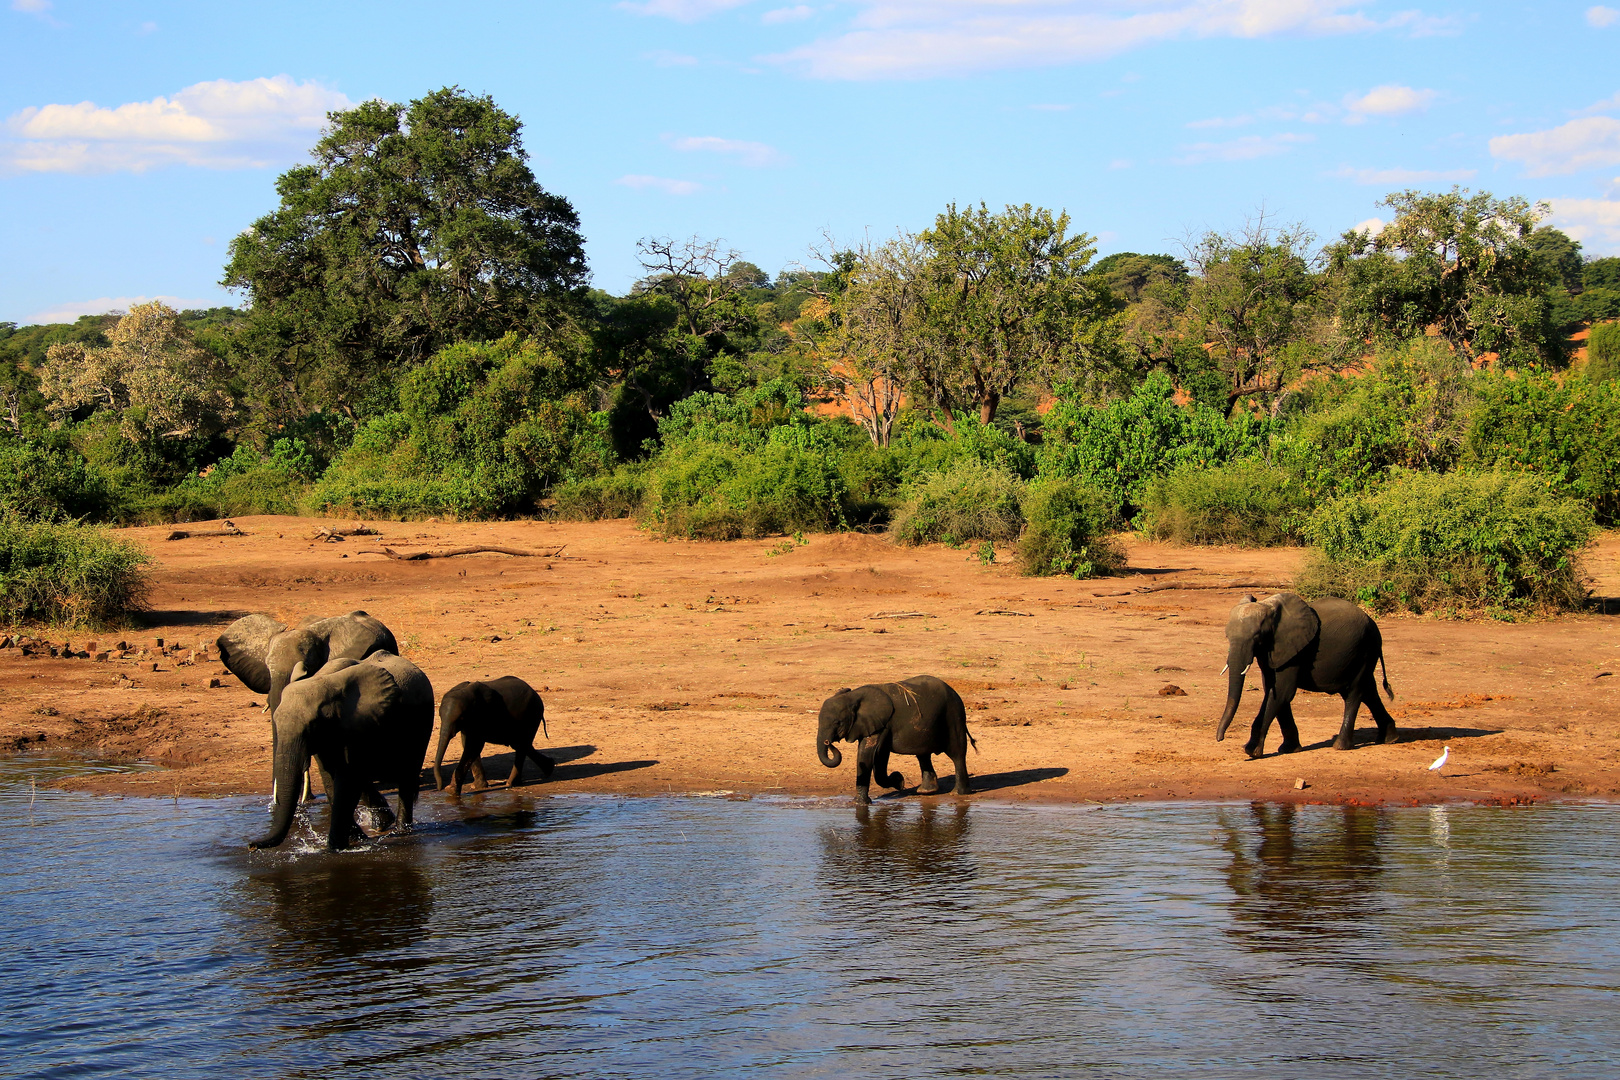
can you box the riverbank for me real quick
[2,516,1617,806]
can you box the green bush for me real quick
[0,514,152,627]
[0,440,117,521]
[1016,477,1123,577]
[551,468,647,520]
[1038,371,1270,517]
[1464,368,1620,524]
[1299,470,1595,613]
[1139,460,1309,546]
[638,431,855,540]
[890,461,1024,546]
[1588,322,1620,383]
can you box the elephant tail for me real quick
[966,726,979,754]
[1379,653,1395,700]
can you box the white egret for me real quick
[1428,746,1450,773]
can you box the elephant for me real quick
[816,675,977,804]
[216,610,399,717]
[248,651,434,852]
[433,677,556,795]
[1215,592,1398,759]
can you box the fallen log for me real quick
[355,545,565,561]
[976,609,1032,616]
[1092,580,1290,597]
[311,524,379,542]
[867,610,931,620]
[165,520,246,541]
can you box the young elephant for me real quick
[434,677,555,795]
[248,651,434,852]
[816,675,977,804]
[1216,592,1398,758]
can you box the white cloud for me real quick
[1343,84,1436,122]
[665,133,786,166]
[1545,197,1620,251]
[1350,216,1385,237]
[1333,165,1476,184]
[618,0,751,20]
[2,75,352,174]
[762,4,814,23]
[1174,132,1312,165]
[616,174,704,195]
[11,0,51,12]
[764,1,1410,80]
[1587,6,1619,27]
[26,294,218,324]
[1490,116,1620,177]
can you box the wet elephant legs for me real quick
[854,734,903,804]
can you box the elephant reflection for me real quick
[819,801,976,888]
[1219,802,1386,949]
[240,853,434,968]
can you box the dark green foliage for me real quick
[890,461,1024,546]
[551,468,647,521]
[1587,322,1620,383]
[1584,257,1620,289]
[1276,339,1472,499]
[0,514,151,627]
[1463,369,1620,524]
[637,435,854,540]
[1299,470,1594,613]
[1092,253,1190,304]
[311,335,613,518]
[1016,477,1123,577]
[223,87,588,423]
[1038,371,1270,517]
[1577,288,1620,325]
[1526,227,1584,292]
[0,440,115,521]
[1139,460,1308,546]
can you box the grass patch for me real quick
[0,514,152,627]
[1138,460,1308,546]
[1016,477,1123,577]
[890,461,1024,547]
[1298,469,1595,614]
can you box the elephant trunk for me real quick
[249,730,308,850]
[267,672,290,716]
[1215,646,1251,742]
[817,740,842,768]
[434,717,457,791]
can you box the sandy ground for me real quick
[3,515,1618,807]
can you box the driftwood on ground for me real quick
[311,524,379,542]
[354,545,566,561]
[1092,580,1291,597]
[165,520,246,541]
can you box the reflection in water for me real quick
[2,783,1619,1079]
[1219,801,1387,950]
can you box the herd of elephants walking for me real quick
[218,591,1400,852]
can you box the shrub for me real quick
[0,440,117,521]
[1464,368,1620,524]
[551,468,647,521]
[1038,371,1270,517]
[1016,477,1123,577]
[890,461,1024,546]
[1139,460,1309,546]
[1588,321,1620,384]
[0,514,151,627]
[1298,470,1595,614]
[639,434,854,540]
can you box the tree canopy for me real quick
[222,86,589,423]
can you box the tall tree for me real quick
[910,202,1114,425]
[222,87,589,422]
[1329,187,1564,367]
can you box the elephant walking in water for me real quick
[1216,592,1398,758]
[816,675,976,804]
[216,610,399,716]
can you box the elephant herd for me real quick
[219,590,1400,852]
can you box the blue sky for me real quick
[3,1,1619,324]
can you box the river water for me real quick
[1,757,1617,1079]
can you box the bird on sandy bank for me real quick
[1428,746,1450,773]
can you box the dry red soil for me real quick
[4,516,1618,807]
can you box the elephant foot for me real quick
[1379,729,1400,745]
[1332,736,1353,751]
[854,789,872,805]
[1278,741,1302,754]
[1243,745,1263,760]
[917,777,940,795]
[246,835,278,851]
[953,780,973,796]
[883,771,905,791]
[538,755,556,779]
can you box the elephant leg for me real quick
[507,748,527,788]
[872,739,902,791]
[326,775,362,851]
[854,735,882,804]
[359,783,396,831]
[915,754,940,794]
[1334,685,1365,751]
[1363,675,1400,744]
[528,745,556,780]
[1243,688,1274,758]
[396,770,418,828]
[1276,701,1302,754]
[459,738,488,793]
[316,762,338,803]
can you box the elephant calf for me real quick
[434,677,555,795]
[1216,592,1398,758]
[816,675,977,804]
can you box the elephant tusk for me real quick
[1221,663,1228,674]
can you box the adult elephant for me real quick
[434,677,555,795]
[816,675,976,804]
[217,611,399,716]
[249,652,434,852]
[1216,592,1397,759]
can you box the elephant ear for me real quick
[846,686,896,742]
[1266,593,1320,669]
[216,614,285,695]
[345,659,402,721]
